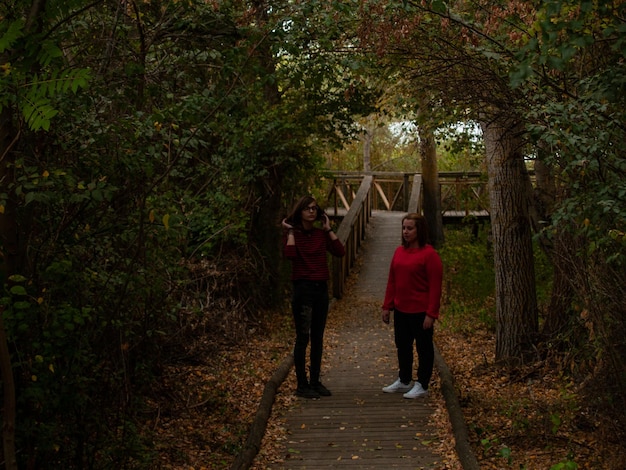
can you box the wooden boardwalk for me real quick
[277,211,443,469]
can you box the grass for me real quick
[438,223,554,332]
[438,224,497,333]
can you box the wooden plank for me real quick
[335,185,351,211]
[373,181,391,210]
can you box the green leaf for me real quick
[10,285,28,296]
[430,0,447,14]
[13,301,32,310]
[0,20,24,53]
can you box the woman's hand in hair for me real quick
[322,214,332,232]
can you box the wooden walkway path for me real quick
[278,211,443,469]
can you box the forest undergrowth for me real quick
[148,229,625,470]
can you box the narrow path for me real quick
[278,211,443,469]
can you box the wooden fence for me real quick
[324,171,491,298]
[330,175,372,299]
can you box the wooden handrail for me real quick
[326,170,499,298]
[331,175,372,299]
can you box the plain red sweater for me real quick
[382,244,443,319]
[284,229,345,281]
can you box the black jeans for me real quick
[292,280,329,388]
[393,310,434,389]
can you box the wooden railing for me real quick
[438,172,489,221]
[324,171,493,298]
[325,171,415,213]
[324,170,534,297]
[330,175,372,299]
[325,171,491,219]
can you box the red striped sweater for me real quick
[284,229,345,281]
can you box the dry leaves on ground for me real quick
[435,327,625,470]
[149,280,624,469]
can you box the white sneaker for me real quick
[382,378,413,393]
[403,381,428,398]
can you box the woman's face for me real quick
[301,201,319,223]
[402,219,418,245]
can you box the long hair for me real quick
[285,195,317,230]
[402,213,429,248]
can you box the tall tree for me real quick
[246,0,287,305]
[1,1,382,464]
[230,0,379,305]
[519,0,626,402]
[482,116,538,360]
[356,0,541,361]
[419,126,444,247]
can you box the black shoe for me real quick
[296,386,320,399]
[310,382,332,396]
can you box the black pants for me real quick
[292,280,329,388]
[394,310,434,389]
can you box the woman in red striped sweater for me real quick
[282,196,345,399]
[381,213,443,399]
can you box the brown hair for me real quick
[285,195,318,230]
[402,213,429,248]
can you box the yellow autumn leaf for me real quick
[43,170,50,178]
[162,214,170,230]
[0,205,4,214]
[49,364,55,373]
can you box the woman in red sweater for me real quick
[282,196,345,399]
[381,213,443,399]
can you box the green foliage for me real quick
[514,0,626,270]
[550,460,579,470]
[435,122,485,172]
[2,147,182,465]
[0,18,24,52]
[0,1,383,467]
[328,119,421,172]
[0,18,90,131]
[438,225,496,332]
[439,224,555,334]
[512,0,626,86]
[509,0,626,413]
[21,69,90,130]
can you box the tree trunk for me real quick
[419,127,444,247]
[482,117,538,363]
[248,0,285,307]
[532,157,576,337]
[362,127,372,172]
[0,311,16,470]
[0,81,19,470]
